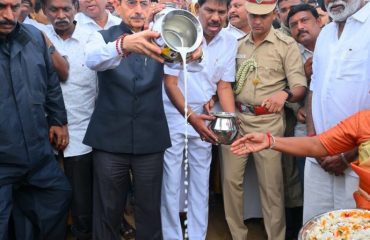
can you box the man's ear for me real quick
[194,2,200,15]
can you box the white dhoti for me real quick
[303,158,359,223]
[161,126,212,240]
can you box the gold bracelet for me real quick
[186,111,193,120]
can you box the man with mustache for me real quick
[282,4,322,238]
[82,0,183,238]
[41,0,98,238]
[226,0,250,37]
[287,3,321,166]
[161,0,236,238]
[75,0,120,31]
[302,0,370,223]
[0,0,72,238]
[220,0,307,239]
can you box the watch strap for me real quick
[283,88,293,102]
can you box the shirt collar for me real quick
[246,27,275,44]
[299,43,313,55]
[204,28,225,46]
[227,23,247,36]
[350,2,370,23]
[48,21,81,42]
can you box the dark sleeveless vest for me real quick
[84,22,171,154]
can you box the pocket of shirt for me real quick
[336,48,368,82]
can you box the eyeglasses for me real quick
[125,0,150,9]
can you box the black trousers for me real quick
[92,150,164,240]
[63,153,93,240]
[0,158,71,240]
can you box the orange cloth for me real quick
[351,161,370,210]
[319,110,370,157]
[319,110,370,209]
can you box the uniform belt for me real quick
[236,102,272,116]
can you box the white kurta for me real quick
[161,29,237,240]
[44,24,98,157]
[304,3,370,223]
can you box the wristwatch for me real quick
[283,88,293,102]
[48,45,56,55]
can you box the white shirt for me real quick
[45,24,98,157]
[163,28,237,132]
[225,23,247,39]
[23,16,49,33]
[74,11,121,32]
[310,3,370,168]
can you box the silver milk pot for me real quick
[208,112,239,145]
[151,3,203,62]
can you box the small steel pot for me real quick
[151,4,203,62]
[208,112,238,145]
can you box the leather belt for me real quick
[236,102,272,116]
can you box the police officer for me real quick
[220,0,307,239]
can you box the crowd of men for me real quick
[0,0,369,238]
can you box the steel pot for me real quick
[151,3,203,62]
[208,112,238,145]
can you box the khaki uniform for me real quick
[221,28,306,240]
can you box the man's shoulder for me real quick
[21,23,41,36]
[237,33,251,52]
[98,24,123,42]
[219,28,238,43]
[20,23,45,46]
[273,29,296,45]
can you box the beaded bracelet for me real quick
[115,37,122,55]
[120,34,130,58]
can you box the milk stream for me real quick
[178,47,191,239]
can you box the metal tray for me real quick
[298,208,370,240]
